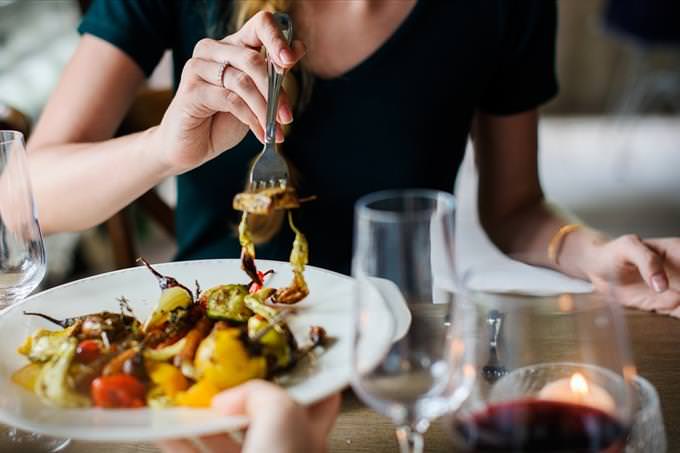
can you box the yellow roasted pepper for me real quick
[174,379,220,408]
[148,363,189,398]
[11,362,43,392]
[194,328,266,390]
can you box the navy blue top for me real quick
[79,0,558,275]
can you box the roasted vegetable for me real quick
[17,328,72,363]
[75,339,102,364]
[200,284,252,322]
[273,212,309,304]
[35,338,90,408]
[144,338,187,362]
[233,186,300,215]
[248,315,293,369]
[138,258,194,332]
[11,363,42,392]
[238,212,261,285]
[174,317,212,370]
[91,374,146,408]
[174,379,220,408]
[148,363,188,398]
[194,327,266,390]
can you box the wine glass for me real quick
[0,130,70,452]
[626,375,666,452]
[351,189,476,453]
[448,291,636,453]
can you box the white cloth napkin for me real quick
[454,146,593,296]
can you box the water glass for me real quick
[351,189,476,453]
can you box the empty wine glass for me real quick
[0,130,70,452]
[351,189,476,453]
[448,291,636,453]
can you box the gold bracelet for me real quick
[548,224,582,266]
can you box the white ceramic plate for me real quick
[0,259,398,442]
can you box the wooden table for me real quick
[30,309,680,452]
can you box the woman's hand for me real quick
[152,11,305,175]
[157,380,341,453]
[585,236,680,317]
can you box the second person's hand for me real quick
[157,380,341,453]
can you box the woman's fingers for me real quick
[225,11,305,68]
[193,41,268,93]
[189,41,295,125]
[616,235,669,293]
[194,83,266,143]
[212,379,286,415]
[639,289,680,312]
[646,238,680,271]
[183,58,266,130]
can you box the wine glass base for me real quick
[2,426,71,452]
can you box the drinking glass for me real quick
[351,190,476,453]
[448,291,636,453]
[626,375,666,452]
[0,130,70,452]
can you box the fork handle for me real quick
[265,13,293,145]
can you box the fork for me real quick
[247,12,293,191]
[482,309,508,384]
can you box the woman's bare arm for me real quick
[476,111,680,313]
[28,35,169,234]
[476,110,606,279]
[28,12,305,235]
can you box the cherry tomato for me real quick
[76,339,101,364]
[91,374,146,408]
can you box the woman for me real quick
[28,0,679,315]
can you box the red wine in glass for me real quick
[452,399,629,452]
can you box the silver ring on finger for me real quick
[217,62,228,87]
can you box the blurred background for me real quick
[0,0,679,288]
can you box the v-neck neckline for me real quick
[313,0,425,83]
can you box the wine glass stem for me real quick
[395,425,424,453]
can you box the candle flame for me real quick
[570,373,589,396]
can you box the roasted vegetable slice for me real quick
[17,328,72,363]
[274,212,309,304]
[248,315,293,370]
[174,379,220,408]
[238,212,261,285]
[91,374,146,408]
[35,338,90,408]
[148,363,188,398]
[138,258,194,332]
[12,363,43,392]
[194,327,266,390]
[200,284,252,322]
[233,186,300,215]
[144,337,187,362]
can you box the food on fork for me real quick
[233,186,299,215]
[234,187,310,304]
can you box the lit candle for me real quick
[538,372,616,414]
